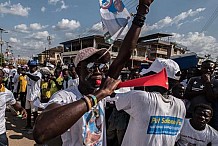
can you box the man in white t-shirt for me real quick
[62,68,78,89]
[115,58,186,146]
[0,69,27,146]
[176,104,218,146]
[33,0,155,145]
[25,60,42,129]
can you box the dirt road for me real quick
[5,110,62,146]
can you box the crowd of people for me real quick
[0,0,218,146]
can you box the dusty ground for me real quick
[5,110,62,146]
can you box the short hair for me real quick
[62,68,68,73]
[193,104,213,117]
[202,60,215,66]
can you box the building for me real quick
[38,46,63,65]
[138,33,187,60]
[60,35,122,64]
[60,33,187,68]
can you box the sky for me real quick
[0,0,218,60]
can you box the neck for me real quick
[190,119,205,131]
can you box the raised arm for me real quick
[33,0,155,144]
[108,0,154,79]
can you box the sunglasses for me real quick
[86,62,108,72]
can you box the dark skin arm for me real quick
[26,73,40,81]
[12,102,27,119]
[33,0,154,144]
[202,74,216,102]
[33,77,120,144]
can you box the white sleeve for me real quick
[47,90,76,106]
[211,126,218,145]
[37,72,42,79]
[5,89,16,105]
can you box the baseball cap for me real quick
[140,58,181,80]
[74,47,110,67]
[27,60,38,66]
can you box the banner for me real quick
[99,0,130,44]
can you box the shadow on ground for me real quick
[6,110,62,146]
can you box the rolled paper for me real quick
[118,68,168,89]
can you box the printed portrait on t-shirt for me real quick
[82,105,104,146]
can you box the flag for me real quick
[118,69,169,89]
[99,0,130,44]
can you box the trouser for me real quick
[20,92,26,108]
[0,133,8,146]
[26,109,38,127]
[25,100,38,126]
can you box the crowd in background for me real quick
[1,56,218,146]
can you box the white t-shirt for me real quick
[47,86,106,146]
[176,119,218,146]
[13,73,20,93]
[26,71,42,101]
[63,78,79,89]
[115,90,186,146]
[0,88,16,134]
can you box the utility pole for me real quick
[0,28,8,66]
[47,35,52,66]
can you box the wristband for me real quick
[88,94,98,106]
[136,4,149,14]
[85,96,92,110]
[132,15,145,27]
[82,96,92,111]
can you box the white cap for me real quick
[140,58,181,80]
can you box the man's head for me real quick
[74,47,110,91]
[129,68,141,80]
[62,68,70,80]
[114,0,124,12]
[54,67,62,78]
[68,63,77,79]
[201,60,216,75]
[172,83,185,99]
[191,104,213,130]
[27,60,38,73]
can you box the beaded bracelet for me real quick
[88,94,98,106]
[82,96,92,111]
[136,4,149,14]
[132,14,146,27]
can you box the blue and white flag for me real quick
[99,0,130,44]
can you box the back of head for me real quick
[27,60,38,66]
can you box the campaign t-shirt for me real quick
[176,119,218,146]
[47,86,106,146]
[115,90,186,146]
[0,87,16,134]
[26,71,42,101]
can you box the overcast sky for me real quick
[0,0,218,59]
